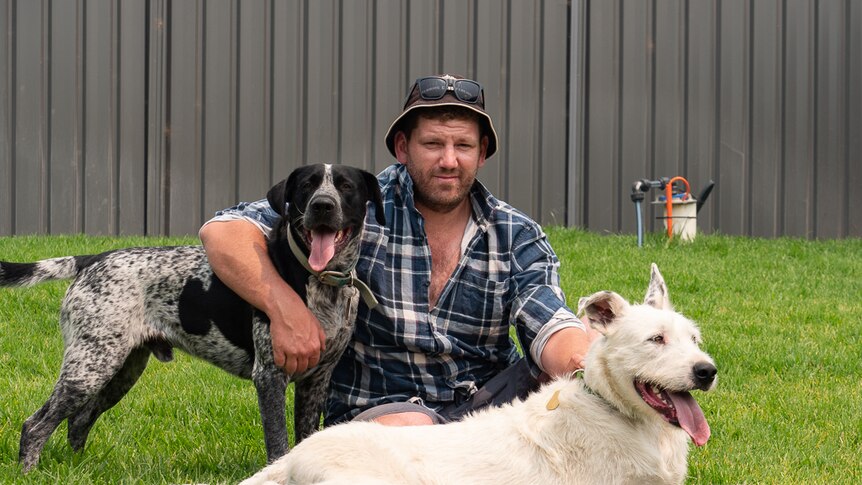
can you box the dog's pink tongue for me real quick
[669,391,710,446]
[308,230,336,272]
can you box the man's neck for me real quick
[415,198,473,231]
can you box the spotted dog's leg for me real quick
[19,341,135,472]
[251,312,290,462]
[293,363,336,443]
[67,347,152,452]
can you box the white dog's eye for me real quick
[648,335,664,344]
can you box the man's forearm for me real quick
[200,220,300,316]
[200,220,325,374]
[539,324,598,377]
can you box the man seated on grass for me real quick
[200,74,597,426]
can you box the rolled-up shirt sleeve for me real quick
[199,199,280,238]
[507,224,585,376]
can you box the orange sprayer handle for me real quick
[665,176,690,238]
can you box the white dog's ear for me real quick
[644,263,673,310]
[577,291,629,335]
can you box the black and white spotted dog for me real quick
[0,163,384,472]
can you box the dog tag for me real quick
[546,389,561,410]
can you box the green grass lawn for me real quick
[0,231,860,484]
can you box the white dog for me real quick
[242,264,717,485]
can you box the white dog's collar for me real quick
[546,369,591,411]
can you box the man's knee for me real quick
[373,411,435,427]
[352,402,445,426]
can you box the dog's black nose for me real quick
[309,196,337,218]
[693,362,717,389]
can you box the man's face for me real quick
[394,115,489,213]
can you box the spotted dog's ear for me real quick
[577,291,630,335]
[644,263,673,310]
[267,171,299,217]
[361,169,386,226]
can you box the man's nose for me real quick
[440,144,458,168]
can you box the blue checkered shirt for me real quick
[206,164,581,424]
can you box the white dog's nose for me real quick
[692,362,717,390]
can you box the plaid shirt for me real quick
[206,164,581,424]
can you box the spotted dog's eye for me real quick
[340,181,354,191]
[301,180,314,190]
[648,335,665,344]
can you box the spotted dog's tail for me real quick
[0,254,106,287]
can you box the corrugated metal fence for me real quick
[1,0,860,238]
[574,0,861,239]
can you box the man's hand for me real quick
[200,220,326,375]
[265,294,327,375]
[541,318,601,377]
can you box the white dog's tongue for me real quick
[669,391,710,446]
[308,230,336,272]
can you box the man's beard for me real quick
[406,164,477,213]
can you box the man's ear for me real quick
[266,171,297,216]
[644,263,673,310]
[477,135,489,168]
[394,131,409,165]
[577,291,630,335]
[361,170,386,226]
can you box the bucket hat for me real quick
[384,75,499,159]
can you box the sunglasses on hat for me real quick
[408,76,485,108]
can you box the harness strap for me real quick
[287,225,379,310]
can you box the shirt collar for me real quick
[385,163,498,230]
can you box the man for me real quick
[200,75,596,427]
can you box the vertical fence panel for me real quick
[441,0,472,77]
[13,0,48,235]
[271,0,304,181]
[0,0,11,235]
[371,1,406,174]
[717,0,749,236]
[49,0,83,234]
[118,0,147,235]
[83,0,117,235]
[782,0,815,238]
[474,0,506,198]
[200,0,237,221]
[340,0,374,171]
[850,0,862,237]
[653,0,684,179]
[506,0,540,216]
[815,2,848,239]
[305,0,337,166]
[750,0,782,238]
[236,0,270,203]
[585,0,619,232]
[686,0,718,234]
[147,0,168,235]
[539,0,569,226]
[407,1,438,79]
[619,0,652,233]
[167,0,202,235]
